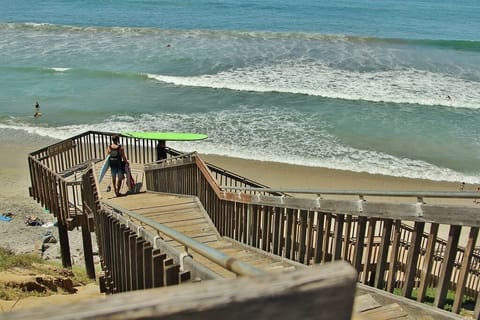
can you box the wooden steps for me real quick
[104,191,300,278]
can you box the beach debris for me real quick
[42,221,55,228]
[25,215,44,226]
[43,231,57,244]
[0,212,13,222]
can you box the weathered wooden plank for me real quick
[143,244,154,289]
[141,211,204,221]
[272,207,282,255]
[358,303,408,319]
[298,210,308,263]
[135,238,146,290]
[152,250,167,287]
[47,139,75,157]
[417,223,439,302]
[353,216,367,276]
[374,219,392,290]
[402,221,425,298]
[362,218,376,285]
[322,213,332,263]
[386,220,402,293]
[332,214,345,261]
[434,225,461,308]
[353,294,381,313]
[452,227,479,313]
[128,233,137,291]
[285,208,294,259]
[3,261,357,320]
[314,212,325,263]
[342,214,353,261]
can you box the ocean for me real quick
[1,0,479,183]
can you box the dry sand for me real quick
[201,154,466,192]
[0,141,103,313]
[0,140,477,313]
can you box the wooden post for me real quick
[362,218,376,284]
[163,258,174,285]
[57,220,72,268]
[342,215,352,261]
[261,207,269,251]
[306,211,315,263]
[322,213,333,262]
[136,238,146,290]
[386,220,402,293]
[81,218,95,279]
[285,208,294,260]
[353,216,367,277]
[118,222,127,293]
[332,214,345,261]
[314,212,325,263]
[152,251,167,287]
[452,227,479,314]
[129,233,138,290]
[374,219,393,289]
[143,244,154,289]
[402,221,425,298]
[299,210,308,264]
[434,225,461,308]
[272,207,281,256]
[417,223,439,302]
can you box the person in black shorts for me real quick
[107,135,129,196]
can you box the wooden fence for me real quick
[27,131,181,267]
[145,152,480,317]
[27,131,480,317]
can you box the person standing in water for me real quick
[34,101,42,118]
[107,135,129,197]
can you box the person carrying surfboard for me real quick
[106,134,129,197]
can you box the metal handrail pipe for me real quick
[102,202,266,278]
[220,186,480,199]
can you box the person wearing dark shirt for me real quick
[156,140,167,161]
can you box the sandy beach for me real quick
[0,139,477,313]
[201,154,465,192]
[0,140,105,313]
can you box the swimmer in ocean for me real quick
[34,100,42,118]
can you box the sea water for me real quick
[1,0,479,183]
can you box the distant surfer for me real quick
[33,101,42,118]
[446,95,451,101]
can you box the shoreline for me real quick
[201,154,469,192]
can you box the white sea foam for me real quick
[51,67,70,72]
[146,62,480,109]
[1,109,478,184]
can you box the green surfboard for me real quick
[122,132,208,141]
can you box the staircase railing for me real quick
[144,152,480,317]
